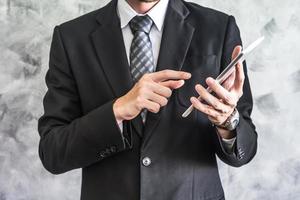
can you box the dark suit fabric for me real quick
[38,0,257,199]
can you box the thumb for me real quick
[160,80,185,89]
[231,45,242,60]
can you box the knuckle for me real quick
[136,82,143,91]
[214,115,220,122]
[137,88,144,97]
[217,114,223,119]
[143,74,152,82]
[211,111,217,118]
[166,89,172,97]
[217,113,223,119]
[224,94,233,104]
[231,102,237,108]
[161,98,168,106]
[137,104,144,110]
[206,108,212,115]
[140,81,148,88]
[220,112,227,118]
[212,102,220,109]
[154,104,160,113]
[136,96,144,106]
[136,96,141,104]
[136,103,143,111]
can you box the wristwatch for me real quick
[217,108,240,131]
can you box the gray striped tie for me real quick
[129,15,154,123]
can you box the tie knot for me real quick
[129,15,153,34]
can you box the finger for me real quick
[208,116,226,126]
[160,80,185,89]
[190,97,223,118]
[150,70,191,82]
[143,99,161,113]
[205,78,237,107]
[149,82,172,98]
[231,45,242,60]
[146,92,168,107]
[195,84,232,113]
[222,69,235,90]
[234,61,245,96]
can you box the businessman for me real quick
[38,0,258,199]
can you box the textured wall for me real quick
[0,0,299,199]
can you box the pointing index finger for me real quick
[151,70,191,82]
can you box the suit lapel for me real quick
[142,0,195,146]
[91,0,144,137]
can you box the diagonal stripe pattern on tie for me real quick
[129,15,154,82]
[129,15,155,123]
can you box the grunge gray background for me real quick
[0,0,299,199]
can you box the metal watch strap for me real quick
[217,108,240,131]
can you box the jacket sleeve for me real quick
[38,26,132,174]
[213,16,258,167]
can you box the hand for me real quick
[113,70,191,122]
[190,46,244,138]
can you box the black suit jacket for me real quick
[38,0,258,199]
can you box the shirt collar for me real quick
[117,0,169,32]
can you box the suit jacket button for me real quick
[100,151,106,158]
[110,146,117,153]
[142,157,151,167]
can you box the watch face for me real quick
[218,109,239,131]
[231,119,239,128]
[228,119,239,131]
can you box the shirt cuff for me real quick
[221,137,236,153]
[117,121,123,133]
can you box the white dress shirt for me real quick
[117,0,169,68]
[115,0,236,151]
